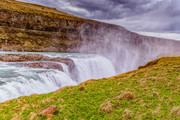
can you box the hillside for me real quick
[0,0,87,52]
[0,0,79,19]
[0,56,179,120]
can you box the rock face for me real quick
[0,54,73,65]
[0,0,85,52]
[0,0,180,73]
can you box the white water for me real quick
[0,52,116,102]
[72,56,116,82]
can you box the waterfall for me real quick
[0,67,76,102]
[0,53,116,102]
[72,55,116,83]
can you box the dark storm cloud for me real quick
[16,0,163,19]
[61,0,163,19]
[17,0,180,32]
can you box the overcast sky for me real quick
[17,0,180,33]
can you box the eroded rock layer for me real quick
[20,62,63,71]
[0,53,75,73]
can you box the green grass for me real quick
[0,57,180,120]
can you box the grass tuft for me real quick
[122,109,134,119]
[116,92,135,100]
[170,106,180,118]
[99,99,113,113]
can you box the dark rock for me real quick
[79,86,85,91]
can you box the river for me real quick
[0,52,116,102]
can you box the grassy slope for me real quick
[0,0,83,20]
[0,0,86,52]
[0,57,179,120]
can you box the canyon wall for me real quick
[0,0,180,73]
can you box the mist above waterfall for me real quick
[73,22,180,74]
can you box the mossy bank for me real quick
[0,57,179,120]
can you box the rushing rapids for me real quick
[0,52,116,102]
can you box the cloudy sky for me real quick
[17,0,180,33]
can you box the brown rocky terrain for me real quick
[0,54,72,64]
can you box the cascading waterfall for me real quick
[72,55,116,82]
[0,63,76,102]
[0,52,116,102]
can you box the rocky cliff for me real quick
[0,0,180,73]
[0,0,87,51]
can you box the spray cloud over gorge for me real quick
[73,22,180,73]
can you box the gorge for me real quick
[0,0,180,119]
[0,0,180,103]
[0,0,180,102]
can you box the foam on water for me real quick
[72,55,116,82]
[0,52,116,102]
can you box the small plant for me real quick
[170,106,180,117]
[99,99,113,113]
[116,92,135,100]
[122,109,134,119]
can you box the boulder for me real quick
[38,105,57,115]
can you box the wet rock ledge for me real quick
[0,54,75,72]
